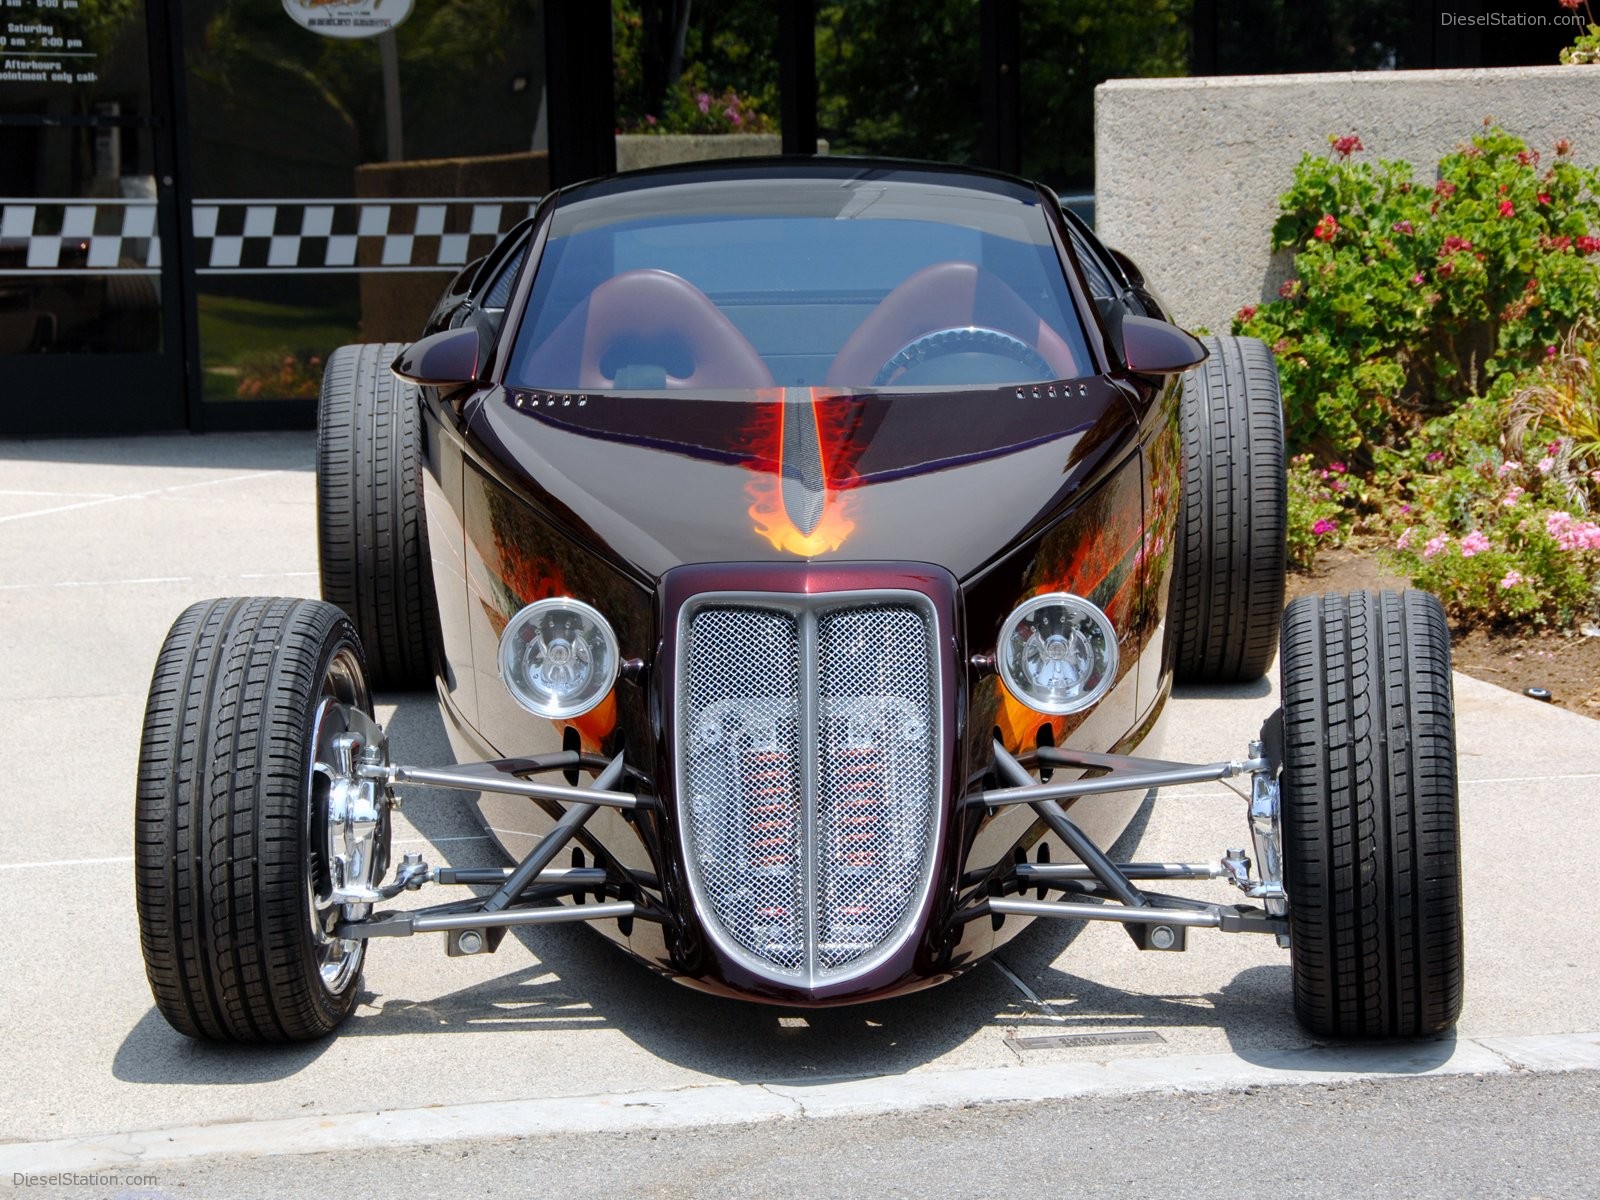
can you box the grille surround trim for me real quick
[672,587,947,990]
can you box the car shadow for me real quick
[113,1007,338,1084]
[337,753,1168,1086]
[1172,676,1275,702]
[0,430,315,471]
[115,688,1455,1089]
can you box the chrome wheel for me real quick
[305,643,386,996]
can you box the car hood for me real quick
[467,381,1138,581]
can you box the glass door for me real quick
[0,0,187,436]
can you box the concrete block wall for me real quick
[1094,66,1600,333]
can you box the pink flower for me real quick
[1498,460,1522,478]
[1499,200,1516,218]
[1499,570,1525,589]
[1426,450,1445,463]
[1422,534,1450,559]
[1312,518,1337,537]
[1278,279,1301,299]
[1412,272,1426,285]
[1328,461,1347,474]
[1397,528,1415,550]
[697,92,712,114]
[1313,215,1339,243]
[1547,439,1564,455]
[725,106,742,126]
[645,113,657,126]
[1392,220,1414,235]
[1503,485,1525,507]
[1538,456,1556,474]
[1547,344,1559,358]
[1460,530,1491,557]
[1400,503,1412,513]
[1332,135,1364,158]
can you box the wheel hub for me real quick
[306,656,390,994]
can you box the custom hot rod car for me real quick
[135,159,1463,1044]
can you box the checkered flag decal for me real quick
[0,197,538,274]
[192,199,536,272]
[0,200,160,271]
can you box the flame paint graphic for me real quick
[740,388,865,557]
[484,526,617,748]
[994,486,1146,753]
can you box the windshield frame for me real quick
[495,161,1107,397]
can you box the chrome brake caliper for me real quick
[1221,714,1288,942]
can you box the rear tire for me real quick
[317,342,438,689]
[1172,335,1287,682]
[1280,590,1464,1039]
[135,597,374,1042]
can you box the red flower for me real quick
[1499,199,1516,218]
[1277,279,1300,299]
[1578,235,1600,255]
[1556,138,1574,156]
[1539,192,1552,205]
[1391,220,1414,235]
[1518,150,1541,166]
[1439,235,1474,255]
[1434,180,1457,197]
[1237,304,1258,322]
[1313,214,1340,242]
[1331,134,1364,158]
[1559,0,1581,9]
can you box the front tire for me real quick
[135,597,375,1042]
[317,341,438,689]
[1172,335,1287,682]
[1280,590,1464,1039]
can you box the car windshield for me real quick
[506,174,1092,392]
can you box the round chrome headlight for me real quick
[497,597,619,719]
[997,592,1118,715]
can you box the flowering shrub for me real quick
[1235,126,1600,455]
[1558,0,1600,63]
[624,86,774,135]
[1286,454,1356,568]
[1508,319,1600,506]
[1383,399,1600,623]
[236,352,322,400]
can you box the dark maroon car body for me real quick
[404,158,1191,1006]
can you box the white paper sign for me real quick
[283,0,415,40]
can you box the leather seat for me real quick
[519,268,774,390]
[825,260,1079,388]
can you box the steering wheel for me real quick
[872,326,1052,387]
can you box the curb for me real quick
[4,1031,1598,1176]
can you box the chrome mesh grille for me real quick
[677,595,939,984]
[681,608,805,972]
[815,606,936,974]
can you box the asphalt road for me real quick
[12,1070,1600,1198]
[1,432,1596,1181]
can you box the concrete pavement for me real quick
[0,431,1595,1169]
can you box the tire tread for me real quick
[1280,589,1463,1038]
